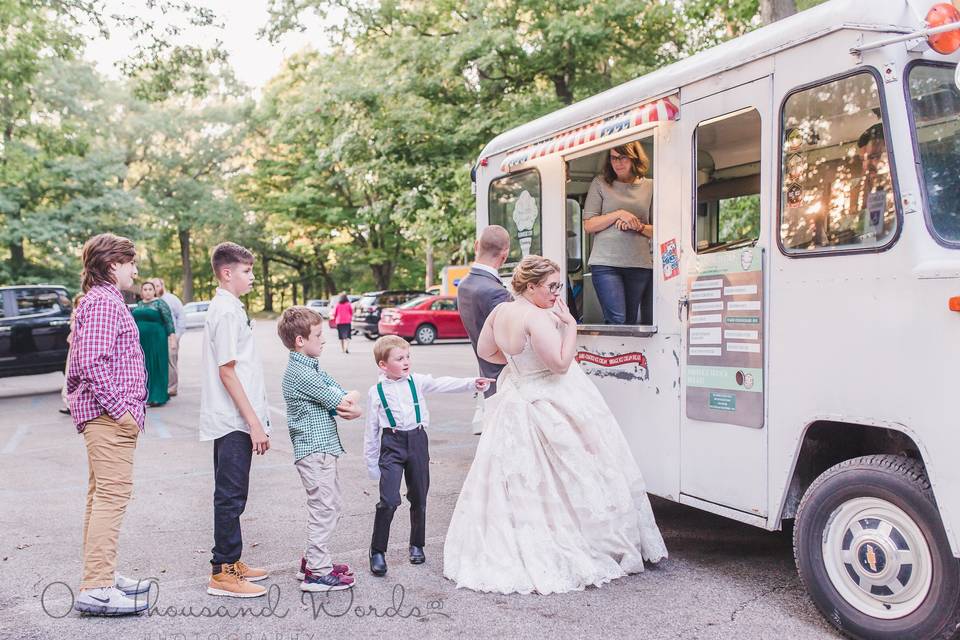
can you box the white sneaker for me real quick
[74,586,148,615]
[115,573,151,596]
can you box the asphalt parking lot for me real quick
[0,319,838,639]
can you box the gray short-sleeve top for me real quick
[583,175,654,269]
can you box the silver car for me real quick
[183,301,211,329]
[305,299,331,319]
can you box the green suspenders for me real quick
[376,377,421,429]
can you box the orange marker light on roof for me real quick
[927,3,960,54]
[950,296,960,312]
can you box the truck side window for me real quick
[695,108,762,253]
[908,62,960,246]
[780,72,898,253]
[488,169,542,271]
[15,289,60,316]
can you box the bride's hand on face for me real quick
[551,297,577,328]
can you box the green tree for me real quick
[124,95,254,301]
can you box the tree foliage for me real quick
[2,0,828,303]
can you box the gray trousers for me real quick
[167,335,180,395]
[295,452,342,575]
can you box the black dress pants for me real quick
[371,427,430,553]
[211,430,252,570]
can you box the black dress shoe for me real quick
[58,408,71,415]
[369,549,387,576]
[409,546,425,565]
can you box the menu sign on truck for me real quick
[686,247,764,428]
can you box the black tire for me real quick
[794,454,960,640]
[415,324,437,345]
[364,331,378,340]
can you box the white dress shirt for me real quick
[364,372,475,480]
[471,262,502,280]
[198,288,271,441]
[161,291,186,337]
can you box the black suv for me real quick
[355,290,428,339]
[0,285,73,378]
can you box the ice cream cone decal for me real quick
[513,190,538,257]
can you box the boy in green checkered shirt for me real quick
[278,306,362,592]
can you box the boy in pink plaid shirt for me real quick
[67,233,150,616]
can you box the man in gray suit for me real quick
[457,225,512,399]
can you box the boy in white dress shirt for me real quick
[200,242,272,598]
[365,335,492,576]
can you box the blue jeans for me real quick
[591,265,653,325]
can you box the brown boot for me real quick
[235,560,269,582]
[207,563,267,598]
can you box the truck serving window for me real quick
[779,71,898,254]
[908,62,960,246]
[564,138,657,327]
[695,108,762,253]
[487,169,542,270]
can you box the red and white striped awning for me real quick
[499,95,680,172]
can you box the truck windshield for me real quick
[908,62,960,245]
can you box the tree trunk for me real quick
[371,263,392,290]
[8,238,25,279]
[424,237,435,290]
[3,124,24,279]
[262,254,273,312]
[178,228,194,302]
[317,260,337,297]
[292,281,298,306]
[552,73,574,106]
[761,0,797,24]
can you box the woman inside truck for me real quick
[582,141,655,325]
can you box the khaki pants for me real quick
[60,351,70,409]
[81,413,139,590]
[167,335,180,395]
[295,452,342,575]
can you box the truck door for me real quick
[679,77,771,518]
[12,288,70,369]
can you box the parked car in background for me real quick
[0,285,72,378]
[305,299,330,318]
[183,300,211,329]
[355,290,429,340]
[377,295,467,345]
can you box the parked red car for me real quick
[377,295,467,345]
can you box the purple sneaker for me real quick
[300,571,354,592]
[297,557,353,580]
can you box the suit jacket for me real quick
[457,266,512,396]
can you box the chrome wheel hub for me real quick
[822,497,932,619]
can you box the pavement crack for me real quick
[729,581,794,622]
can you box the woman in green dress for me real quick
[133,281,175,407]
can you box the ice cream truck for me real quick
[472,1,960,638]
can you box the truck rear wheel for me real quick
[794,454,960,640]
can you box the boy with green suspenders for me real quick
[364,335,493,576]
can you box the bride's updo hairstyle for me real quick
[511,254,561,294]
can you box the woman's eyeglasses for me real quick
[610,154,632,164]
[542,282,564,294]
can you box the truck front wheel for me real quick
[794,454,960,640]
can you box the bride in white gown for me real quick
[443,255,667,595]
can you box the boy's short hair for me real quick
[374,335,409,365]
[278,306,324,350]
[81,233,136,293]
[211,242,254,280]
